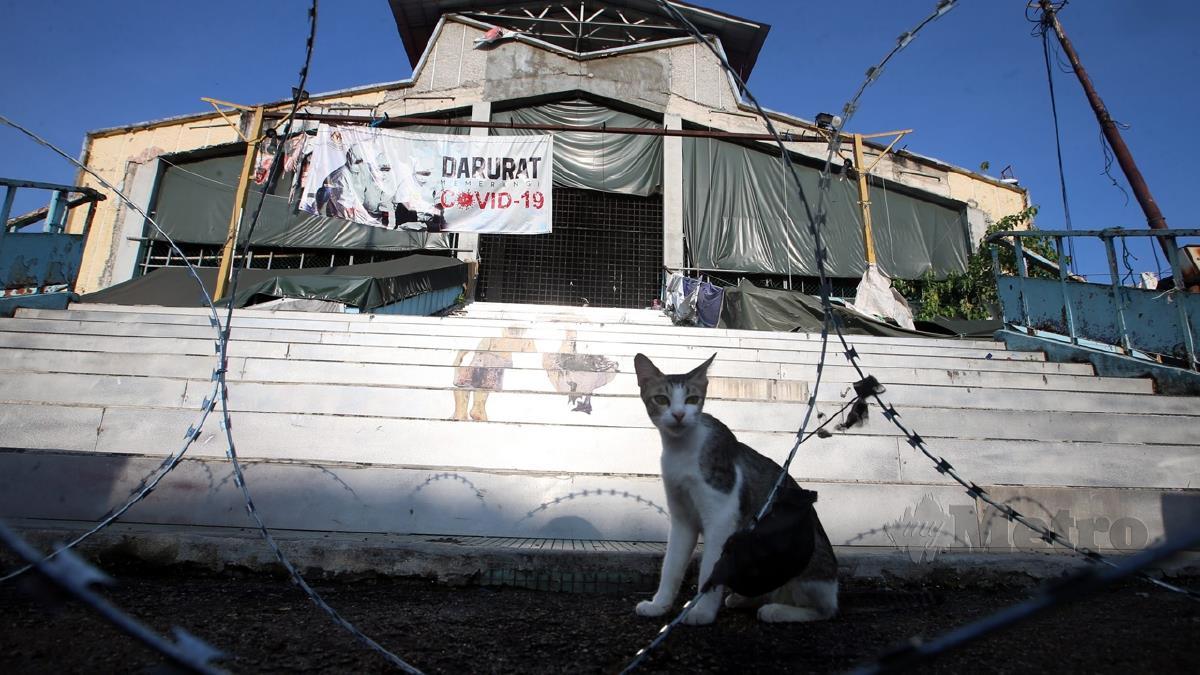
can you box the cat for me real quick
[632,353,838,625]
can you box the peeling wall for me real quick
[68,89,392,293]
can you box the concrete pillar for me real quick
[455,101,490,265]
[662,114,684,271]
[104,158,161,289]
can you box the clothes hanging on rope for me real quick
[664,272,724,328]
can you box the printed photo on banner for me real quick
[299,124,553,234]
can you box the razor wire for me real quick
[847,524,1200,674]
[808,0,1198,603]
[202,3,420,672]
[0,520,227,674]
[621,2,960,672]
[5,2,426,671]
[626,0,1193,670]
[830,332,1200,600]
[0,116,228,584]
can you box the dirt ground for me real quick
[1,563,1197,674]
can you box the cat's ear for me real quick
[689,353,717,379]
[633,353,662,387]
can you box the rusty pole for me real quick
[1039,0,1173,261]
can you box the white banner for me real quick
[299,124,553,234]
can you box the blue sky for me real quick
[1,0,1197,280]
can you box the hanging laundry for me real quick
[663,272,724,328]
[695,281,725,328]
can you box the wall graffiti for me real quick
[451,327,537,421]
[543,330,619,414]
[450,327,620,419]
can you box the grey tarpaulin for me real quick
[683,137,969,279]
[492,99,663,196]
[152,149,452,250]
[868,176,970,279]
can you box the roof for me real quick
[387,0,770,82]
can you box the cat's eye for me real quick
[652,395,670,405]
[685,395,701,405]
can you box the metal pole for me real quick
[260,110,826,143]
[1164,234,1198,369]
[1012,236,1032,333]
[0,186,14,241]
[1102,234,1133,353]
[214,105,264,300]
[990,243,1004,322]
[1040,1,1173,260]
[1054,236,1079,345]
[852,133,877,266]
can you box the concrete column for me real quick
[104,158,160,289]
[662,114,684,271]
[455,101,491,265]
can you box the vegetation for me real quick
[893,206,1064,321]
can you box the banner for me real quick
[299,124,553,234]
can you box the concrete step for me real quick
[0,368,1193,435]
[1,301,1193,572]
[1,401,1195,489]
[8,311,1029,361]
[2,450,1194,554]
[459,300,675,325]
[0,345,1150,394]
[53,303,999,346]
[0,322,1099,378]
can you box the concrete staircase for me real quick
[1,301,1197,578]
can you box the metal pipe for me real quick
[1054,236,1079,345]
[990,244,1004,322]
[986,227,1200,241]
[0,177,104,200]
[1102,235,1133,353]
[260,110,825,142]
[0,186,14,239]
[1012,236,1032,333]
[45,190,65,233]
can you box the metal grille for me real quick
[701,271,862,299]
[477,187,663,308]
[137,241,414,276]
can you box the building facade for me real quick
[66,0,1027,308]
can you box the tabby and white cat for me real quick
[633,353,838,625]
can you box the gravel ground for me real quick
[1,564,1197,674]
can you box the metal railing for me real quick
[0,177,105,295]
[985,227,1199,371]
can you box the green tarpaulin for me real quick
[79,255,466,311]
[719,279,995,339]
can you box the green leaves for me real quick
[893,206,1059,321]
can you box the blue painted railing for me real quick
[985,228,1199,371]
[1,178,105,315]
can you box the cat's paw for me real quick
[681,605,717,625]
[724,592,762,609]
[635,600,670,617]
[757,603,825,623]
